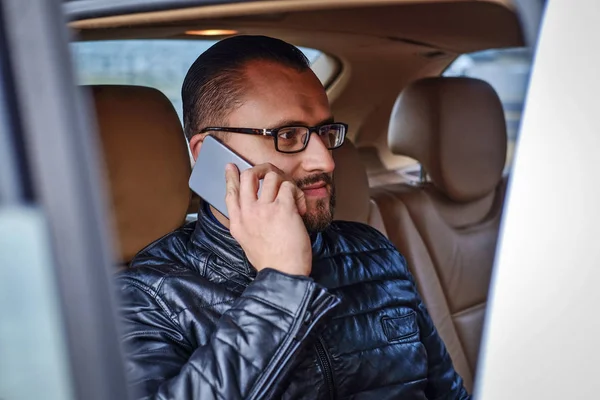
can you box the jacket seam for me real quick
[128,347,181,356]
[188,362,228,400]
[213,335,263,372]
[132,376,166,384]
[337,337,420,358]
[343,376,427,398]
[241,294,295,318]
[122,330,191,348]
[331,301,416,321]
[172,299,237,319]
[315,246,397,262]
[205,261,250,288]
[327,275,408,292]
[120,278,188,338]
[189,247,249,286]
[225,307,288,335]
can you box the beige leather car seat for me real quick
[371,77,508,392]
[90,85,191,264]
[333,140,387,237]
[358,146,413,187]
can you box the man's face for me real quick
[194,60,336,232]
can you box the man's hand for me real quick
[225,163,312,276]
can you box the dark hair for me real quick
[181,35,311,141]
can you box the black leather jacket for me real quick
[118,203,470,399]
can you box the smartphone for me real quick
[189,135,257,219]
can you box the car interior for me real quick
[68,0,527,394]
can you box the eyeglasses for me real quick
[198,122,347,154]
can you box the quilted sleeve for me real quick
[119,268,339,400]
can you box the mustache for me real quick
[295,173,333,189]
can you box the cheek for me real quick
[226,136,271,164]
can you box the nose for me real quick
[301,132,335,174]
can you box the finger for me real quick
[240,163,287,204]
[258,171,284,203]
[277,181,307,216]
[224,163,241,220]
[249,163,286,180]
[239,168,260,204]
[293,185,307,216]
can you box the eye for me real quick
[278,127,301,141]
[276,127,308,152]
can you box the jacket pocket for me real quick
[381,310,419,343]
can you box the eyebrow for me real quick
[266,116,335,129]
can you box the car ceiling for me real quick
[68,0,524,170]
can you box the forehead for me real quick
[228,60,332,128]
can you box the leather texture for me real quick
[91,85,191,263]
[357,146,413,188]
[118,203,470,399]
[388,77,507,203]
[373,77,509,392]
[333,140,387,236]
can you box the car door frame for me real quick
[0,1,130,399]
[475,0,600,398]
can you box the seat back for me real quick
[90,85,191,264]
[333,140,387,236]
[371,77,508,391]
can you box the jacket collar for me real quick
[191,202,255,278]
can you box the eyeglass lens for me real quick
[276,124,345,152]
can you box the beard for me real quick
[295,173,336,233]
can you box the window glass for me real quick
[444,47,533,170]
[71,40,324,122]
[0,208,75,400]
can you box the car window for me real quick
[443,47,533,171]
[71,39,327,123]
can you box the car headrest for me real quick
[89,85,191,263]
[333,140,370,223]
[388,77,507,202]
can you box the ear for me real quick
[189,133,208,161]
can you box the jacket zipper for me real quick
[315,336,336,400]
[246,288,340,400]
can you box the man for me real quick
[119,35,470,399]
